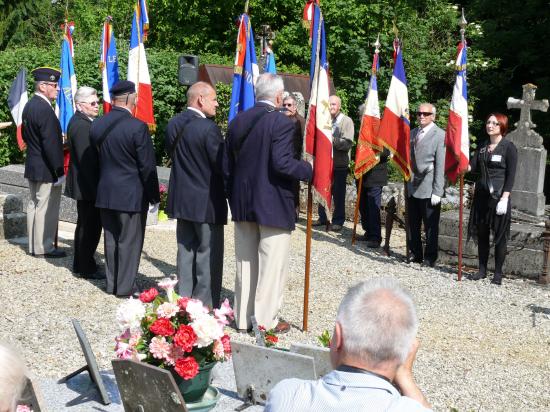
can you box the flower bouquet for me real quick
[158,183,168,221]
[114,277,233,401]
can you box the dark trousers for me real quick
[176,219,224,308]
[73,200,102,275]
[476,223,507,275]
[100,209,146,296]
[359,186,382,243]
[408,197,441,263]
[318,168,348,226]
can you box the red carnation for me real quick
[266,335,278,344]
[173,325,197,352]
[177,297,190,311]
[174,356,199,380]
[149,318,175,336]
[139,288,159,303]
[221,334,231,355]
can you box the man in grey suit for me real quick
[408,103,445,267]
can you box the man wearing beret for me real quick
[22,67,66,258]
[90,80,160,297]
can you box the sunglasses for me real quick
[416,111,433,117]
[83,101,99,106]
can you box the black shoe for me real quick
[81,271,106,280]
[236,328,253,334]
[410,255,423,264]
[491,274,502,285]
[331,224,342,232]
[43,249,67,258]
[469,272,487,281]
[312,219,328,227]
[366,240,381,248]
[425,260,436,268]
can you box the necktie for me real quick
[415,129,424,148]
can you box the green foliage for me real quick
[317,329,331,348]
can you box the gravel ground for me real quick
[1,217,549,411]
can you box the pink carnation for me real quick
[214,298,234,325]
[149,336,172,360]
[213,339,225,360]
[221,334,231,355]
[165,345,185,366]
[156,302,179,319]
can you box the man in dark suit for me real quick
[65,86,103,278]
[226,73,313,333]
[22,67,66,258]
[90,80,160,297]
[165,82,226,308]
[283,94,305,216]
[408,103,445,267]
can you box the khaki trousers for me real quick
[27,181,61,255]
[234,221,291,330]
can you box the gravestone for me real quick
[289,343,332,378]
[231,341,316,405]
[506,83,549,216]
[112,359,188,412]
[19,376,46,412]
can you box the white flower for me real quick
[156,302,179,319]
[158,276,178,302]
[186,299,209,320]
[191,314,224,348]
[116,298,145,332]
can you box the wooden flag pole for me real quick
[351,176,363,245]
[403,179,410,262]
[303,183,313,331]
[457,174,464,281]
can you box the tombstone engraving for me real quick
[232,341,316,405]
[58,319,110,405]
[506,83,549,216]
[112,359,189,412]
[289,343,332,378]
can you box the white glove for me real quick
[148,203,159,214]
[496,198,508,215]
[430,194,441,206]
[53,175,66,187]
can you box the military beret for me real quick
[32,67,61,82]
[110,80,136,96]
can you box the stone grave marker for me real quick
[231,341,316,405]
[58,319,110,405]
[19,376,46,412]
[289,343,332,379]
[112,359,188,412]
[506,83,549,216]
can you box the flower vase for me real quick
[172,361,217,403]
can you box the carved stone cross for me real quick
[506,83,549,132]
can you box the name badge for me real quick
[491,154,502,162]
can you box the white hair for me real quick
[255,73,284,102]
[0,343,27,412]
[74,86,97,104]
[336,277,418,365]
[419,102,436,116]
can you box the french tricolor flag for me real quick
[304,1,333,211]
[128,0,154,128]
[100,17,119,114]
[445,40,469,183]
[7,68,28,150]
[377,40,411,181]
[354,50,381,179]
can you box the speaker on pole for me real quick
[178,55,199,86]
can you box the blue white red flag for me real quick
[7,68,28,150]
[128,0,155,128]
[100,17,119,114]
[228,13,259,122]
[56,21,77,136]
[376,39,411,181]
[354,49,382,179]
[264,45,277,74]
[304,2,333,211]
[445,40,469,183]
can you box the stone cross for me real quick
[507,83,549,133]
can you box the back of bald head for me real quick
[187,82,215,107]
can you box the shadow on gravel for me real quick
[527,304,550,327]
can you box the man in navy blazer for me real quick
[90,80,160,297]
[22,67,66,258]
[165,82,226,308]
[226,73,313,333]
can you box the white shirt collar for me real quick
[187,106,206,118]
[258,100,276,108]
[419,121,434,135]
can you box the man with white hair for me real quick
[265,278,432,411]
[65,86,103,279]
[226,73,312,333]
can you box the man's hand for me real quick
[148,203,159,214]
[430,194,441,206]
[394,339,432,409]
[53,175,66,187]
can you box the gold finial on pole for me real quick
[392,19,399,40]
[244,0,249,13]
[459,8,467,43]
[374,33,381,54]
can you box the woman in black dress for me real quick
[468,113,517,285]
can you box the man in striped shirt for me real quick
[265,278,432,411]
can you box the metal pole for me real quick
[351,176,363,245]
[303,183,313,331]
[457,174,464,281]
[403,179,410,262]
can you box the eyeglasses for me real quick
[416,111,433,117]
[283,103,294,108]
[43,82,59,88]
[82,101,99,106]
[486,121,500,126]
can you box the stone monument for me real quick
[506,83,549,216]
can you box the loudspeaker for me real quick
[178,55,199,86]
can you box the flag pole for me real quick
[457,173,464,280]
[244,0,249,13]
[351,176,363,245]
[303,183,313,331]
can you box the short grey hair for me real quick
[255,73,284,102]
[283,94,296,104]
[336,278,418,365]
[418,102,436,116]
[0,343,27,412]
[74,86,97,104]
